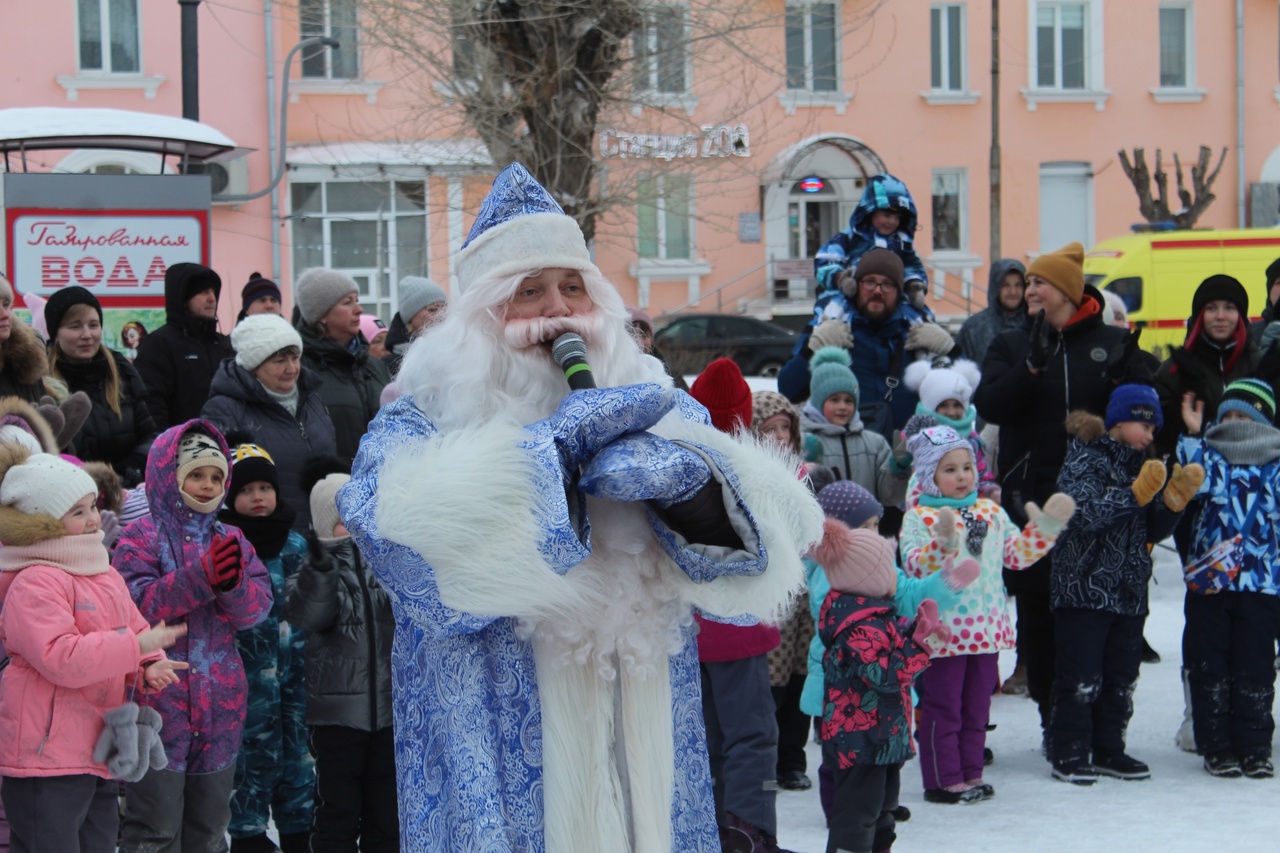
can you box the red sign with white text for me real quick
[5,208,209,307]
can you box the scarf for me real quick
[1204,420,1280,467]
[918,490,989,556]
[916,402,977,435]
[0,530,110,575]
[261,382,300,417]
[218,504,296,559]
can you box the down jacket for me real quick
[286,536,395,731]
[296,324,390,464]
[0,532,161,779]
[115,420,272,774]
[799,404,906,507]
[201,359,338,532]
[133,264,234,431]
[54,349,156,486]
[817,590,929,768]
[973,287,1129,524]
[1052,413,1182,615]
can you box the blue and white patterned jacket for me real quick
[339,389,822,853]
[1178,421,1280,597]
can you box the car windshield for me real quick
[1083,274,1105,287]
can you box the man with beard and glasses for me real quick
[337,164,823,853]
[777,249,956,444]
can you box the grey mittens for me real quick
[93,701,168,782]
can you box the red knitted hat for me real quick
[690,358,753,434]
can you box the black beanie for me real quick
[226,442,279,503]
[1266,258,1280,291]
[44,286,103,334]
[1192,274,1248,320]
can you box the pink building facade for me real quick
[3,0,1280,329]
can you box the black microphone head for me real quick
[552,333,588,367]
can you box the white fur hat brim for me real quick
[454,212,600,294]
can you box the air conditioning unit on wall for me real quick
[181,157,251,204]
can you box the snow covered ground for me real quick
[775,543,1279,853]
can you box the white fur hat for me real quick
[904,359,982,413]
[231,313,303,371]
[454,163,600,294]
[0,452,97,520]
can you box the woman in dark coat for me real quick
[44,286,155,486]
[202,313,338,532]
[1153,275,1263,458]
[0,273,52,403]
[292,268,390,464]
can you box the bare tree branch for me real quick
[1118,145,1228,229]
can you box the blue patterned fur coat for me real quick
[339,382,823,852]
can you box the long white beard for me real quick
[396,271,672,430]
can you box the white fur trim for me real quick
[651,415,826,624]
[454,212,600,294]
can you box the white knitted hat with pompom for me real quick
[904,358,982,413]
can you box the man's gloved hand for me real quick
[809,318,854,354]
[306,531,333,572]
[912,599,952,653]
[1130,460,1168,508]
[201,534,242,591]
[932,507,960,552]
[905,322,954,357]
[1162,463,1206,514]
[579,432,711,509]
[1263,321,1280,351]
[1026,309,1050,373]
[1024,493,1077,536]
[542,383,678,473]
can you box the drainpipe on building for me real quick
[180,0,201,121]
[265,0,281,284]
[1237,0,1246,227]
[989,0,1001,283]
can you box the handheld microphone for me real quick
[552,333,596,390]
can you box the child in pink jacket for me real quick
[0,443,186,852]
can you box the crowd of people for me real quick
[0,163,1276,853]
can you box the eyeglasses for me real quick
[859,278,899,293]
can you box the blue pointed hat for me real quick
[455,162,598,293]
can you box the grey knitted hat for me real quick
[295,268,358,325]
[397,276,447,322]
[905,419,974,498]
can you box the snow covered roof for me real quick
[0,107,241,162]
[286,139,491,169]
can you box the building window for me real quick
[78,0,140,73]
[1158,4,1191,88]
[930,4,965,92]
[1035,2,1086,89]
[290,179,427,321]
[637,175,691,260]
[301,0,360,79]
[633,6,688,94]
[785,2,838,92]
[931,169,966,252]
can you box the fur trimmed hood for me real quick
[1065,410,1106,443]
[0,396,59,453]
[1,319,48,387]
[0,442,66,544]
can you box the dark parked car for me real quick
[653,313,797,378]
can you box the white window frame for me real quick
[299,0,361,81]
[1151,2,1205,103]
[930,168,969,255]
[288,172,430,323]
[778,1,852,114]
[924,3,979,105]
[631,5,698,115]
[1021,0,1110,110]
[75,0,141,74]
[636,174,694,262]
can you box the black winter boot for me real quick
[278,831,311,853]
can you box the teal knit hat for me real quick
[1218,378,1276,425]
[809,346,859,407]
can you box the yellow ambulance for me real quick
[1083,229,1280,358]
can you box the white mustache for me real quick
[503,311,604,350]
